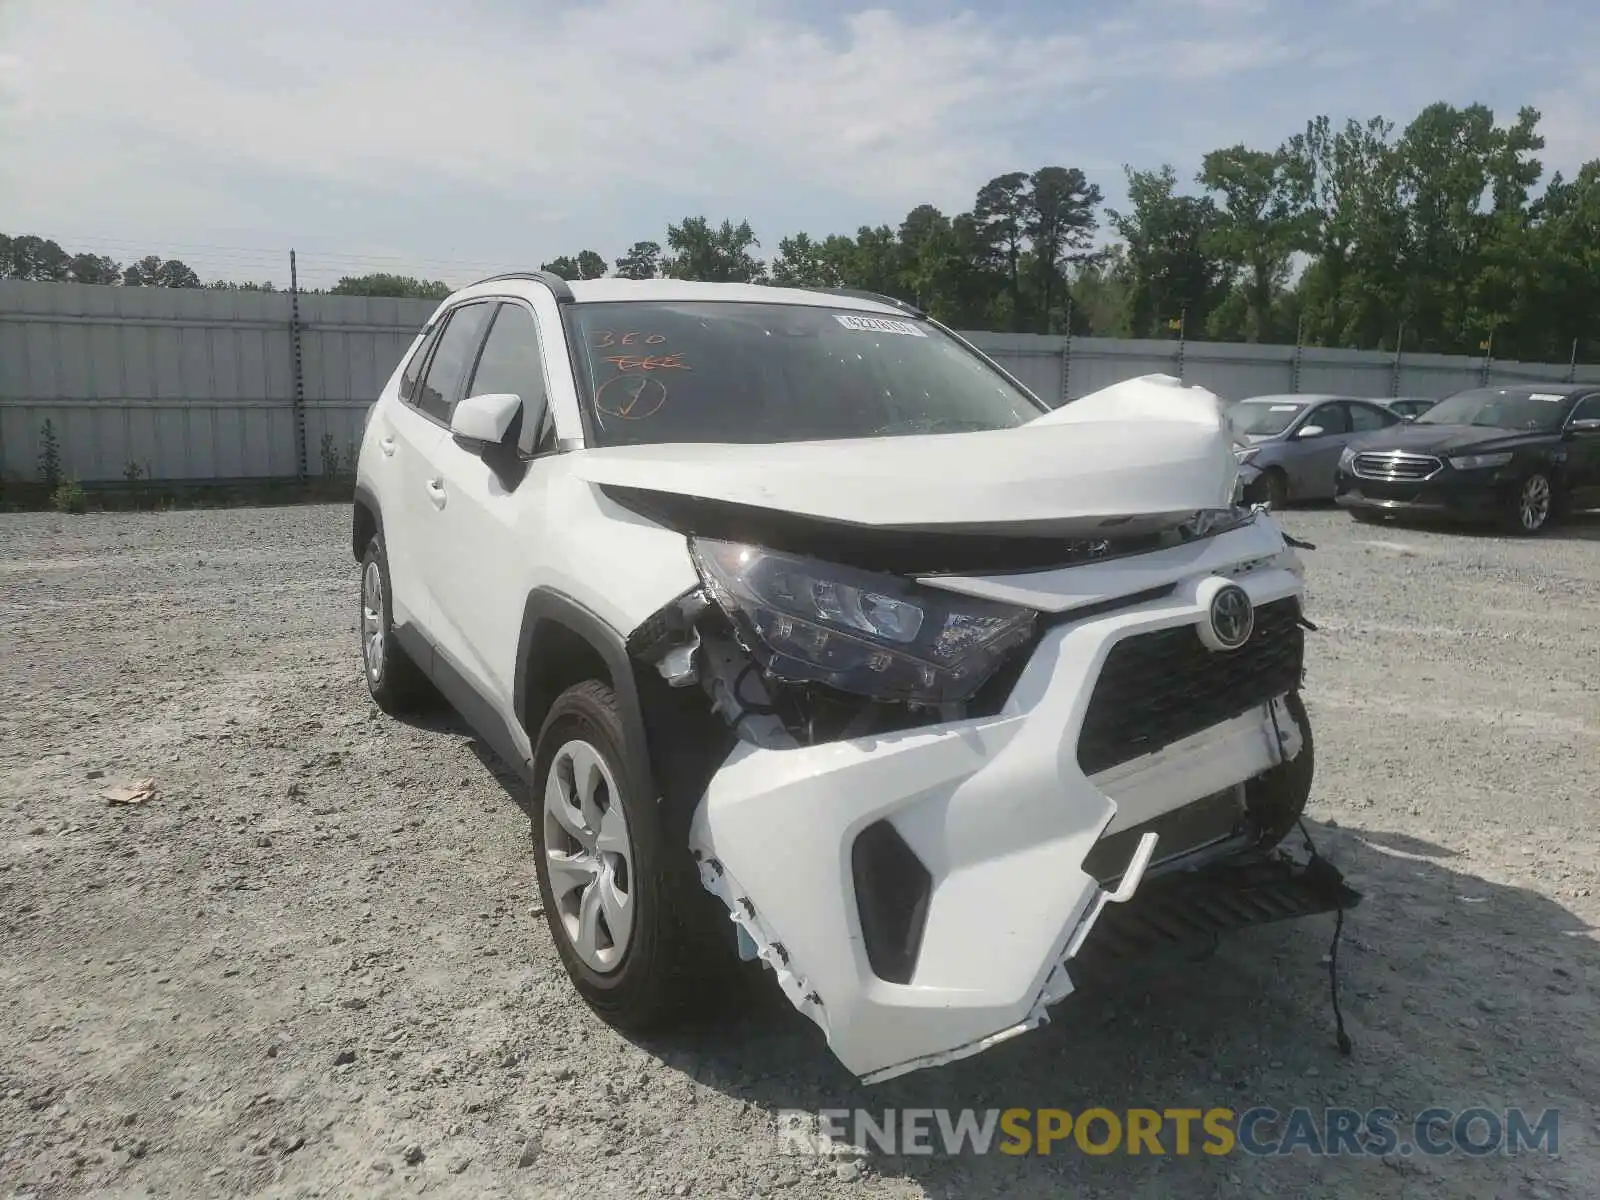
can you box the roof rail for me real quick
[793,286,925,319]
[468,270,576,303]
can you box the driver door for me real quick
[424,300,558,755]
[1286,401,1353,499]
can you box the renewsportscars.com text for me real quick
[777,1106,1560,1158]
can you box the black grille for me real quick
[1352,452,1441,481]
[1076,599,1303,775]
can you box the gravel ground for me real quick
[2,503,1597,1200]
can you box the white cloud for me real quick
[0,0,1289,218]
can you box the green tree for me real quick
[0,234,72,281]
[1025,166,1102,333]
[770,232,840,287]
[122,255,204,288]
[329,273,450,299]
[661,216,766,282]
[613,241,661,279]
[1198,145,1315,342]
[971,171,1030,330]
[67,253,122,284]
[540,251,606,280]
[1108,165,1230,339]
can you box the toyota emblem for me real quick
[1208,584,1254,650]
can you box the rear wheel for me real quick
[359,535,433,712]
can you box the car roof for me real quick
[1234,394,1336,405]
[1454,383,1590,399]
[442,275,910,316]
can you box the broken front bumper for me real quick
[686,560,1322,1083]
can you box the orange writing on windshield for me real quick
[603,352,691,372]
[591,330,668,348]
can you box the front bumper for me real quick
[687,555,1314,1083]
[1334,465,1510,522]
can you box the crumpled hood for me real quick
[574,374,1240,534]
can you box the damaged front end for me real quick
[609,379,1358,1083]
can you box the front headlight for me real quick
[1234,445,1259,464]
[1338,445,1357,470]
[689,538,1037,706]
[1448,451,1513,471]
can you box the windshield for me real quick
[564,301,1044,447]
[1228,401,1305,436]
[1415,387,1572,431]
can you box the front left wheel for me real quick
[530,680,716,1032]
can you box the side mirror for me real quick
[451,392,522,450]
[1568,417,1600,434]
[1296,424,1325,439]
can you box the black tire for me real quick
[1262,468,1289,511]
[1500,470,1556,536]
[1348,508,1384,525]
[530,680,713,1032]
[359,534,434,712]
[1245,691,1314,853]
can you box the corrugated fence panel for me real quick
[4,279,1599,484]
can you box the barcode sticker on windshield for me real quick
[1530,392,1563,401]
[835,314,927,337]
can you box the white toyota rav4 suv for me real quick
[352,273,1357,1083]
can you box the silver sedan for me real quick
[1230,394,1405,506]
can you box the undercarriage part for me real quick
[1065,850,1361,989]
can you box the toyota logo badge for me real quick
[1208,584,1254,650]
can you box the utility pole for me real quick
[1390,321,1404,398]
[289,249,308,482]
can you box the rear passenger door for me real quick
[425,300,558,738]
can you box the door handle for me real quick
[379,436,397,457]
[426,478,447,510]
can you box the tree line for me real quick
[5,100,1596,360]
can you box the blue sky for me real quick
[2,0,1597,290]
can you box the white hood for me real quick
[573,375,1240,533]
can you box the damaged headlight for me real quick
[689,537,1037,706]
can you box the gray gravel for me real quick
[1,503,1597,1199]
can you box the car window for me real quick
[1227,402,1305,436]
[398,323,445,406]
[562,301,1043,447]
[1570,393,1600,423]
[1348,402,1394,431]
[467,303,551,453]
[414,303,493,424]
[1306,403,1350,434]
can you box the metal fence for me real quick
[4,279,1598,484]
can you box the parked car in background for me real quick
[1335,383,1600,534]
[1385,397,1439,421]
[1227,394,1405,507]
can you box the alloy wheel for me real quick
[361,559,386,682]
[543,740,635,973]
[1519,474,1551,531]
